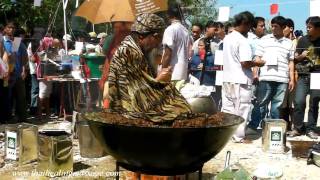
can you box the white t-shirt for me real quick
[247,32,263,59]
[223,30,253,85]
[162,21,191,80]
[255,34,294,83]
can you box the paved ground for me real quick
[0,119,319,180]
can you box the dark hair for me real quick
[294,30,303,37]
[192,23,203,31]
[14,28,26,37]
[234,11,254,27]
[253,17,265,28]
[213,22,224,29]
[306,16,320,28]
[167,3,182,20]
[205,20,215,29]
[271,16,287,27]
[224,21,234,34]
[4,20,15,28]
[286,18,294,29]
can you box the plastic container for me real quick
[71,55,80,70]
[85,55,105,78]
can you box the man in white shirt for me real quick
[160,3,192,81]
[248,16,295,130]
[222,11,265,142]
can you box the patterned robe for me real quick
[107,36,192,122]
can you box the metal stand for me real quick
[116,161,120,180]
[115,161,203,180]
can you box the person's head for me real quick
[283,18,294,39]
[167,3,182,21]
[97,32,107,45]
[131,13,166,52]
[224,21,234,34]
[233,11,255,36]
[14,28,26,39]
[205,20,216,38]
[252,17,265,38]
[213,22,225,40]
[197,38,206,59]
[271,16,287,38]
[306,16,320,39]
[294,30,303,38]
[197,38,205,51]
[191,23,203,41]
[3,21,16,37]
[112,21,132,35]
[52,38,62,49]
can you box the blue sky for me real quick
[216,0,309,32]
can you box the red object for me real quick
[199,49,206,61]
[270,3,279,15]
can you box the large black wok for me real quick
[86,112,243,175]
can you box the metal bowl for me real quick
[186,96,217,115]
[86,112,243,175]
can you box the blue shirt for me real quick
[3,36,27,79]
[189,52,216,86]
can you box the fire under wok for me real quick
[84,112,243,175]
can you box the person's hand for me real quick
[301,50,309,58]
[254,59,265,67]
[2,52,9,63]
[21,71,27,80]
[289,79,295,92]
[156,66,173,82]
[253,72,259,84]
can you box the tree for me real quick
[169,0,218,28]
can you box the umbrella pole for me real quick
[63,0,69,53]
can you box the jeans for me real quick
[293,76,310,132]
[10,77,27,122]
[249,81,288,129]
[30,74,39,109]
[307,89,320,132]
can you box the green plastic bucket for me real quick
[85,55,105,78]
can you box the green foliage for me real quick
[169,0,218,28]
[0,0,109,37]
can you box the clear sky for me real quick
[216,0,310,32]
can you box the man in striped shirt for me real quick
[248,16,295,130]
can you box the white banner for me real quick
[34,0,42,7]
[218,7,230,22]
[310,0,320,16]
[310,73,320,89]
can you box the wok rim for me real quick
[84,112,244,129]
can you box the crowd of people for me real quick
[186,12,320,142]
[0,3,320,143]
[0,21,107,123]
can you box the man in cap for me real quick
[104,13,191,122]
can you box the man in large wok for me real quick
[103,13,192,122]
